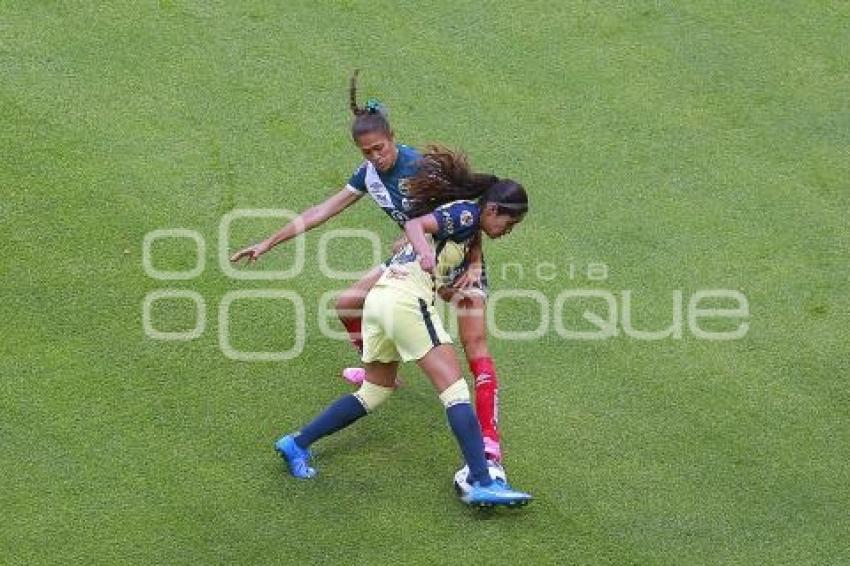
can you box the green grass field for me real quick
[2,1,849,564]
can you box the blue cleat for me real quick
[487,460,508,487]
[274,434,316,479]
[461,481,533,508]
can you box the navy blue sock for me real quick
[294,394,367,449]
[446,402,492,487]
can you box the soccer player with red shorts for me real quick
[229,72,509,476]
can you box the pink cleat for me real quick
[341,367,405,388]
[483,437,502,462]
[342,367,366,385]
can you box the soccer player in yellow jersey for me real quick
[275,167,531,507]
[231,74,511,464]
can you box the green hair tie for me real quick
[365,98,385,115]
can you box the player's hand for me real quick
[419,252,436,274]
[452,262,483,290]
[438,285,463,304]
[230,241,272,264]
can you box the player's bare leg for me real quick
[336,265,380,384]
[336,265,383,355]
[336,266,403,387]
[456,294,502,462]
[363,361,400,388]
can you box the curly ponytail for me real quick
[406,145,500,216]
[349,69,361,116]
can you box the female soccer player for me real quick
[275,174,531,507]
[230,72,507,463]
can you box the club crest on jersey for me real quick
[460,210,474,227]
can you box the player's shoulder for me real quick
[346,159,370,191]
[433,199,480,241]
[397,144,421,160]
[396,144,422,172]
[435,199,481,217]
[348,159,370,180]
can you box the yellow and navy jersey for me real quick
[345,144,421,226]
[376,239,470,301]
[375,200,482,301]
[432,199,480,242]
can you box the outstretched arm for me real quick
[230,188,362,263]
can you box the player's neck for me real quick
[383,144,400,172]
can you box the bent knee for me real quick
[354,381,394,412]
[438,379,471,408]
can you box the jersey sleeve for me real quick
[345,161,368,193]
[433,201,480,241]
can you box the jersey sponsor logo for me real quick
[460,210,474,227]
[369,182,393,207]
[385,266,410,280]
[475,374,492,386]
[441,210,455,234]
[390,210,409,224]
[365,163,394,208]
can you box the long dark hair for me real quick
[349,70,392,140]
[480,179,529,218]
[406,145,528,218]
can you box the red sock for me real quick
[469,357,501,459]
[341,317,363,354]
